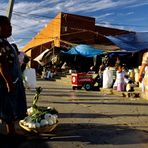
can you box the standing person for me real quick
[113,64,126,91]
[139,52,148,99]
[0,16,27,136]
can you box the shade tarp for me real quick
[33,49,52,66]
[108,51,132,58]
[62,44,104,57]
[106,32,148,51]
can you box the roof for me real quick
[22,38,54,52]
[106,32,148,51]
[21,13,61,52]
[21,12,132,53]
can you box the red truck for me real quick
[71,72,99,90]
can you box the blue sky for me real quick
[0,0,148,49]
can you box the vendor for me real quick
[139,52,148,99]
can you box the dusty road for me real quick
[1,76,148,148]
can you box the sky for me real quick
[0,0,148,49]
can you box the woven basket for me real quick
[19,120,58,133]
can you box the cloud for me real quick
[95,13,114,20]
[127,1,148,8]
[96,21,125,30]
[60,0,141,13]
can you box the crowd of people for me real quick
[89,52,148,98]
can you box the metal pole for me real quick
[6,0,15,20]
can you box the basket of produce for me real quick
[19,87,58,133]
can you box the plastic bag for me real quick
[103,67,113,88]
[23,68,36,89]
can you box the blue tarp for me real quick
[62,44,104,57]
[108,51,132,58]
[106,32,148,51]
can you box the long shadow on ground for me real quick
[0,123,148,147]
[52,123,148,145]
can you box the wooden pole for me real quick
[6,0,15,20]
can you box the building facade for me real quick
[22,12,131,69]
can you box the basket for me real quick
[19,120,58,133]
[20,87,59,134]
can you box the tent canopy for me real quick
[106,32,148,51]
[62,44,104,57]
[33,49,52,66]
[108,51,132,58]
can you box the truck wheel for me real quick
[72,86,76,90]
[84,83,92,91]
[77,86,82,90]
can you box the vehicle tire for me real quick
[77,86,82,90]
[72,86,76,90]
[84,83,93,91]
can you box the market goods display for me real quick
[19,87,58,133]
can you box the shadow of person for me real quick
[18,139,51,148]
[0,133,26,148]
[0,133,52,148]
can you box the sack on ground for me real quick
[103,68,113,88]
